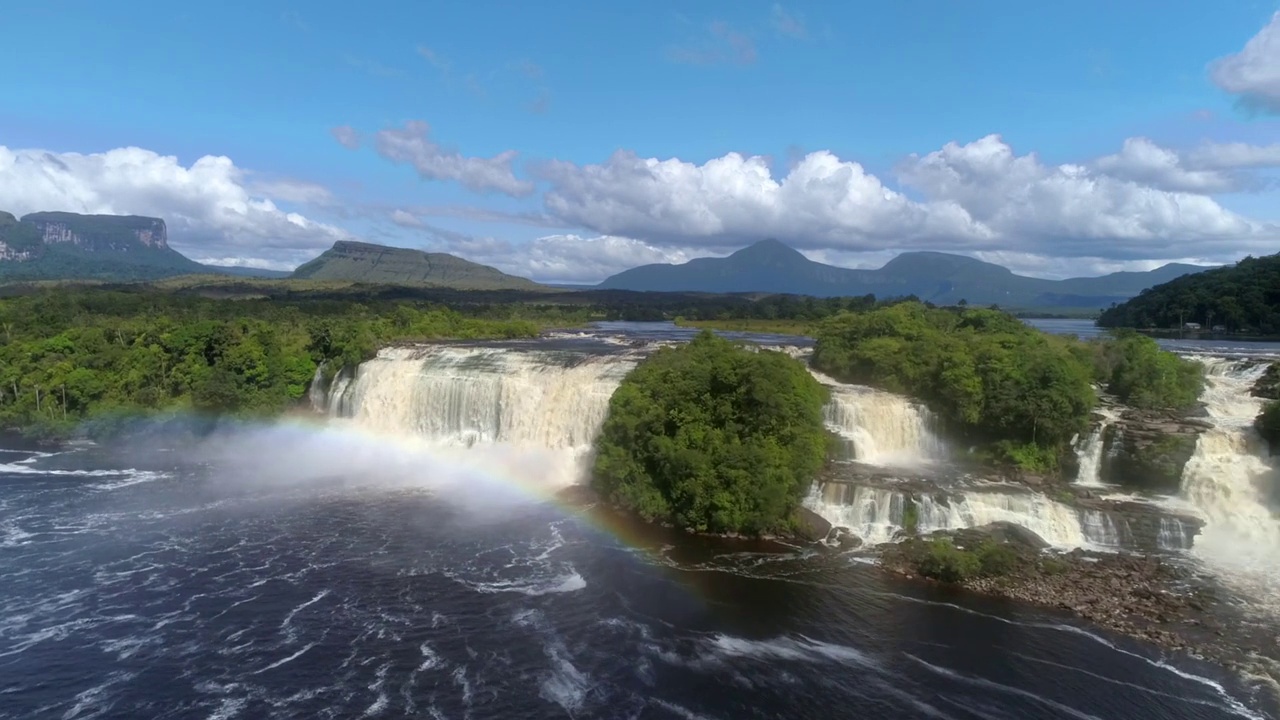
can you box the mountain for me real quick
[1098,253,1280,333]
[292,240,545,290]
[0,211,209,281]
[597,239,1211,308]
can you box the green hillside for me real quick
[292,240,546,290]
[1098,253,1280,333]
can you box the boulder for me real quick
[794,506,833,543]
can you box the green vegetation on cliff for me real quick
[1087,331,1204,410]
[0,289,571,440]
[592,331,829,535]
[1097,253,1280,334]
[811,303,1204,470]
[812,302,1095,469]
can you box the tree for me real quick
[593,331,830,535]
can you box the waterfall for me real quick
[809,371,947,466]
[807,485,908,546]
[1174,358,1280,581]
[1073,407,1119,487]
[917,492,1088,548]
[1157,517,1195,551]
[308,364,328,413]
[805,485,1094,549]
[327,346,640,449]
[1080,509,1132,548]
[320,346,642,485]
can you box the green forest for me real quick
[592,331,830,535]
[811,303,1203,470]
[1097,253,1280,334]
[0,288,586,440]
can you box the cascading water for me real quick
[805,484,1095,549]
[1173,358,1280,587]
[809,371,947,466]
[1073,407,1120,487]
[323,345,642,485]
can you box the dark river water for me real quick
[1,429,1274,720]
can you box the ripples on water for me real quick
[0,440,1273,720]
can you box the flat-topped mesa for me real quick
[22,211,169,250]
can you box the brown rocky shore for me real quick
[878,528,1280,695]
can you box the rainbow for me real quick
[192,410,716,592]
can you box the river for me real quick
[0,321,1276,719]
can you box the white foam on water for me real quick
[1168,358,1280,608]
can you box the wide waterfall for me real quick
[811,371,947,466]
[1073,407,1119,487]
[1174,358,1280,584]
[321,345,642,484]
[806,484,1092,549]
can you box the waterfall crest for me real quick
[327,346,639,448]
[805,485,1092,549]
[1073,407,1119,487]
[809,371,947,466]
[1175,358,1279,581]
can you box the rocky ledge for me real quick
[879,525,1279,692]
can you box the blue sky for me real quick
[1,1,1278,281]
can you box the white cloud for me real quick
[331,125,361,150]
[0,145,351,267]
[539,148,987,250]
[1210,12,1280,112]
[427,232,711,284]
[371,120,535,197]
[896,135,1271,259]
[390,209,426,228]
[540,136,1276,264]
[1186,141,1280,169]
[1093,137,1238,193]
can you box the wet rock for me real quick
[1252,362,1280,400]
[965,521,1050,551]
[1100,413,1202,493]
[795,506,833,543]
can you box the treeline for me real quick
[811,303,1204,470]
[1098,254,1280,334]
[0,289,584,439]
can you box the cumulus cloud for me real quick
[1186,141,1280,169]
[370,120,535,197]
[898,135,1268,258]
[539,148,986,250]
[1093,137,1238,193]
[1210,12,1280,112]
[537,135,1276,265]
[0,145,350,269]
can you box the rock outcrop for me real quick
[1099,408,1209,492]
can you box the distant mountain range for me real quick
[292,240,544,290]
[0,212,1214,305]
[597,239,1212,308]
[0,211,285,282]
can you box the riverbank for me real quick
[878,531,1280,698]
